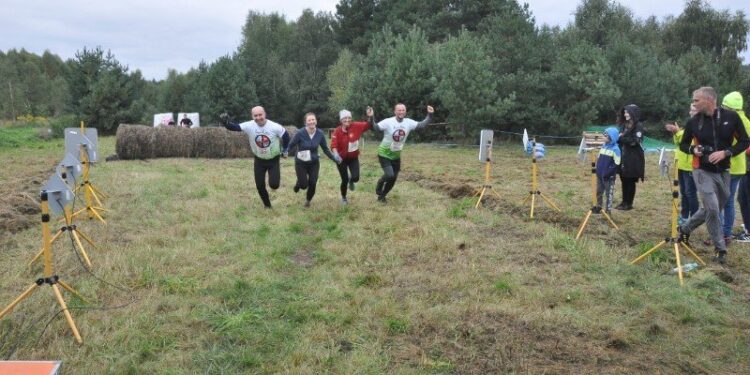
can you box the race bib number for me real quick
[390,142,404,152]
[297,150,311,162]
[348,141,359,152]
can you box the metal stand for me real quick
[630,165,706,286]
[0,192,86,344]
[520,139,561,218]
[472,160,502,208]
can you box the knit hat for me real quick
[339,110,352,120]
[722,91,743,110]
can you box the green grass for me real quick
[0,126,48,149]
[1,138,749,374]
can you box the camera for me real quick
[697,145,716,165]
[697,145,714,154]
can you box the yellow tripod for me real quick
[576,152,618,239]
[472,160,502,208]
[520,139,561,218]
[630,163,706,286]
[1,191,87,344]
[71,122,107,223]
[31,204,95,269]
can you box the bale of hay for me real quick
[116,124,260,160]
[149,126,194,158]
[116,124,152,160]
[284,126,298,139]
[192,127,253,158]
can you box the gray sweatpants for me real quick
[596,175,616,212]
[682,169,730,251]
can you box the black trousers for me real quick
[376,156,401,197]
[254,156,281,208]
[620,176,639,206]
[295,160,320,201]
[336,158,360,197]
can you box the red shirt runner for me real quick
[330,121,371,160]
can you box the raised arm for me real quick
[415,105,435,129]
[219,113,242,131]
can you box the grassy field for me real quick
[1,136,749,374]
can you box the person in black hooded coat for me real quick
[616,104,645,210]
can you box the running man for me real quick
[375,103,434,203]
[221,106,290,209]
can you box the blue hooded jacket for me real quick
[596,127,621,179]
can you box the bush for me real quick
[49,115,80,138]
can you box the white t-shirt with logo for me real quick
[377,117,419,160]
[238,120,286,159]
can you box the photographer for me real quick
[678,87,750,264]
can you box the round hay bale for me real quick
[150,126,193,158]
[116,124,255,160]
[284,125,298,139]
[116,124,153,160]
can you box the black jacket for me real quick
[679,107,750,173]
[617,104,645,180]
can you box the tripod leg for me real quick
[530,194,536,218]
[72,207,87,218]
[601,211,619,230]
[472,188,481,197]
[51,284,83,344]
[29,249,43,267]
[90,183,108,199]
[71,231,93,268]
[674,243,685,286]
[630,241,667,264]
[58,280,89,304]
[0,284,38,320]
[575,211,593,240]
[475,188,487,209]
[680,243,707,266]
[89,207,107,224]
[539,193,561,212]
[491,188,502,200]
[74,229,97,249]
[89,186,105,207]
[521,193,531,205]
[30,229,61,266]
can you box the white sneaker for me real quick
[735,233,750,243]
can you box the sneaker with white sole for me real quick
[735,232,750,243]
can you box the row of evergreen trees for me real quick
[0,0,748,139]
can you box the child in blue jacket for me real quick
[595,127,621,214]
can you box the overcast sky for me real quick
[2,0,748,80]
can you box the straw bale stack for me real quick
[116,124,297,160]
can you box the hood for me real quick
[602,127,621,158]
[619,104,641,126]
[604,127,620,145]
[722,91,743,111]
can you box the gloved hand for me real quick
[219,113,230,126]
[334,154,342,164]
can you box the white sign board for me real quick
[479,129,493,162]
[153,113,174,127]
[177,112,200,128]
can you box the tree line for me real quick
[0,0,748,139]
